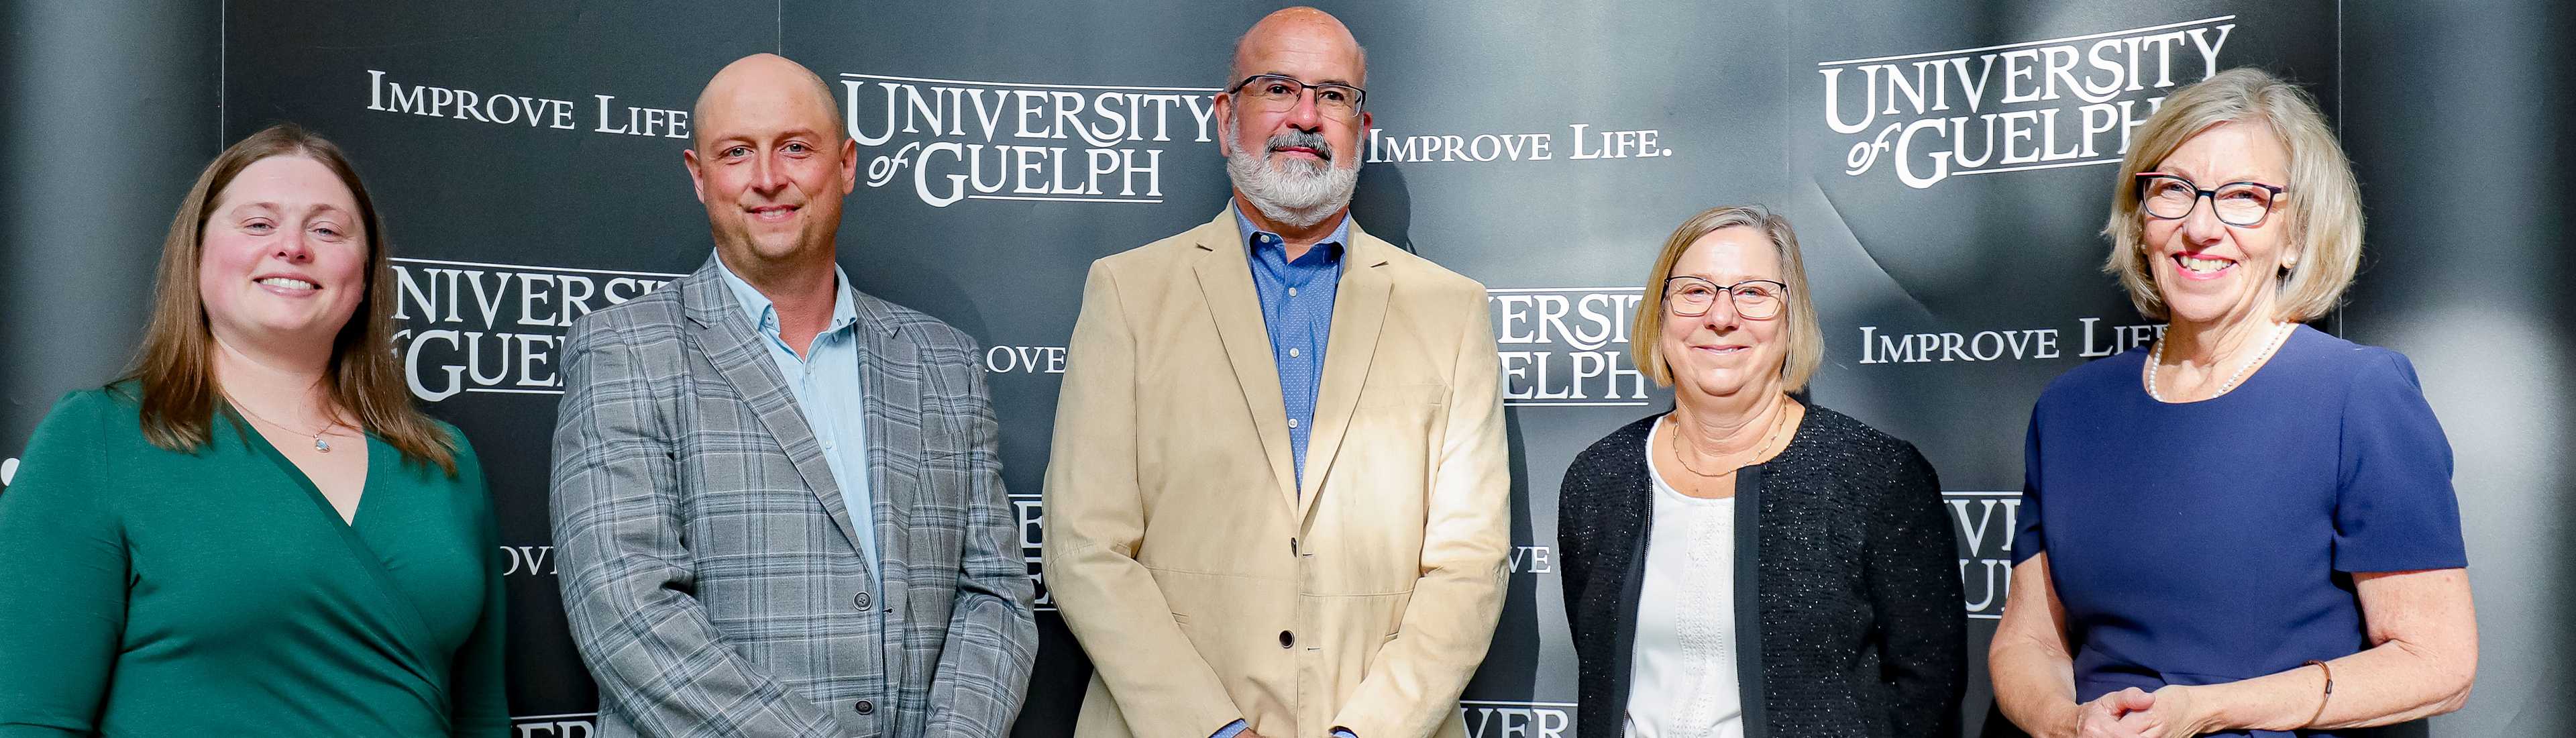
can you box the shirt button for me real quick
[853,591,871,610]
[1288,286,1299,297]
[855,700,874,715]
[1279,631,1295,649]
[1287,418,1299,429]
[1288,348,1300,358]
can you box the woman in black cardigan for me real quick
[1558,205,1964,738]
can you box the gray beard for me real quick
[1224,132,1361,229]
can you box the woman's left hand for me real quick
[2114,685,2213,738]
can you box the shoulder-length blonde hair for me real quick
[2103,67,2363,322]
[1631,205,1825,392]
[122,123,457,475]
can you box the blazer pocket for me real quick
[1356,382,1446,410]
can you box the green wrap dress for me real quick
[0,386,507,736]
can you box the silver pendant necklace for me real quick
[223,393,342,453]
[2147,321,2294,403]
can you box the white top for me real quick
[1625,421,1745,738]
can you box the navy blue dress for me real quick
[2014,325,2465,737]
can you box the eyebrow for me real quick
[709,129,821,149]
[231,201,350,218]
[1255,70,1359,87]
[2148,166,2278,184]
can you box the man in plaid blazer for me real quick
[550,54,1036,737]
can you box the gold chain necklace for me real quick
[223,392,345,453]
[1670,402,1789,478]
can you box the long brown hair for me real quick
[123,123,457,475]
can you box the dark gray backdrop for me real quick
[1,1,2565,736]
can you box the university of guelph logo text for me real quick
[842,72,1220,207]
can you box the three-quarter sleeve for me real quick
[0,392,126,736]
[2330,350,2467,572]
[2009,404,2046,564]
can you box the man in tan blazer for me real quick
[1042,8,1509,738]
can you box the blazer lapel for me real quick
[1293,222,1393,520]
[853,290,920,679]
[1188,207,1300,514]
[677,256,867,551]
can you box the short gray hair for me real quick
[2102,67,2362,322]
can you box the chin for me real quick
[2160,295,2243,326]
[1682,370,1752,397]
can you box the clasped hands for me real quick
[2070,685,2215,738]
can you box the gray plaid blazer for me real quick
[551,256,1037,737]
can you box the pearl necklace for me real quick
[2147,321,2294,403]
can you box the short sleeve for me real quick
[2010,403,2045,564]
[2330,350,2467,572]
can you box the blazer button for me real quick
[854,591,871,610]
[855,700,874,715]
[1279,630,1295,649]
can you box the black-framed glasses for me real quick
[2136,173,2287,227]
[1227,74,1366,120]
[1664,276,1788,319]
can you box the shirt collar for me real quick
[1234,205,1350,263]
[712,250,860,337]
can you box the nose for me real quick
[1283,89,1325,132]
[1698,292,1741,331]
[2177,192,2231,245]
[273,228,313,264]
[751,151,789,193]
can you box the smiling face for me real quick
[2141,120,2297,329]
[1217,9,1371,228]
[1658,226,1789,400]
[195,154,370,356]
[686,54,856,270]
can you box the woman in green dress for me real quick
[0,123,506,736]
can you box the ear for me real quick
[1213,93,1236,156]
[682,148,707,204]
[1360,109,1372,130]
[837,136,858,196]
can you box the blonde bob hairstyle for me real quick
[1631,205,1824,392]
[2103,67,2363,322]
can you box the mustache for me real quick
[1265,130,1334,163]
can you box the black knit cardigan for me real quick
[1557,405,1966,737]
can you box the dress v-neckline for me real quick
[229,409,378,529]
[224,410,453,708]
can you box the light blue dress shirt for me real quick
[1235,207,1349,490]
[714,254,879,586]
[1221,211,1357,738]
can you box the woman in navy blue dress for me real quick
[1988,68,2477,738]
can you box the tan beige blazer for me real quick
[1043,207,1511,738]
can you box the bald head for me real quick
[682,52,857,280]
[1230,7,1366,88]
[692,53,843,152]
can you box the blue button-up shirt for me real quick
[714,254,879,586]
[1236,208,1348,491]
